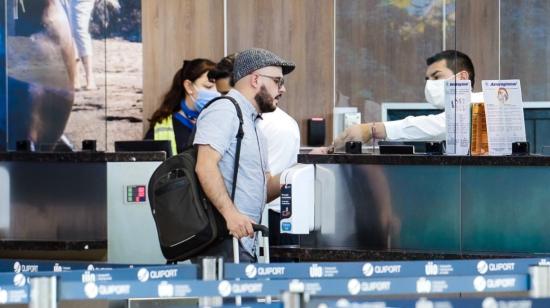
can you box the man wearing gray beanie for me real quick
[194,48,295,262]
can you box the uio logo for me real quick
[425,262,438,276]
[416,277,432,293]
[415,298,434,308]
[137,268,150,282]
[157,281,175,297]
[245,264,257,278]
[362,263,374,277]
[53,263,63,273]
[309,264,323,278]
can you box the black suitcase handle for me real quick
[252,224,269,237]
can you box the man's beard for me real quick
[254,85,278,113]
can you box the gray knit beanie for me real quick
[233,48,295,83]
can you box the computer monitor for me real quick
[381,102,440,122]
[114,140,173,158]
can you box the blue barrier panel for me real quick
[0,267,530,303]
[0,259,167,273]
[222,304,282,308]
[0,272,29,304]
[225,258,550,279]
[52,272,528,300]
[314,297,550,308]
[0,260,536,304]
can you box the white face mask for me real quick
[424,79,446,109]
[424,72,464,109]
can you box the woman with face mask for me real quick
[145,58,220,155]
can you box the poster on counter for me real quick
[445,80,471,155]
[482,80,526,156]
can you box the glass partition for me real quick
[335,0,456,124]
[336,0,550,153]
[500,0,550,101]
[0,1,6,151]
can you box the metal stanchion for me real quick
[29,276,57,308]
[529,265,550,298]
[282,291,304,308]
[200,257,223,307]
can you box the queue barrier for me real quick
[0,258,549,307]
[313,297,550,308]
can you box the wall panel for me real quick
[142,0,224,132]
[452,0,499,93]
[227,0,335,143]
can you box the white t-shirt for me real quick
[384,92,484,140]
[258,107,300,212]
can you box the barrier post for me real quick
[529,265,550,298]
[29,276,57,308]
[282,290,304,308]
[200,257,223,307]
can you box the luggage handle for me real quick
[252,224,269,237]
[233,224,269,264]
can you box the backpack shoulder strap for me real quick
[199,96,244,202]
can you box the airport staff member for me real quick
[324,50,483,152]
[145,58,219,155]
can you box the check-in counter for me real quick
[275,154,550,260]
[0,152,165,264]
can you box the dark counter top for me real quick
[0,240,107,251]
[0,240,107,261]
[299,154,550,166]
[0,151,166,162]
[271,246,547,262]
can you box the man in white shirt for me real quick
[327,50,481,152]
[258,107,300,245]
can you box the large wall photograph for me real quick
[1,0,142,151]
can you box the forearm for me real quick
[372,122,387,140]
[360,122,387,140]
[332,122,387,152]
[266,173,281,203]
[196,163,236,216]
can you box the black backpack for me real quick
[147,96,244,262]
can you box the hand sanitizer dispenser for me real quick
[279,164,314,234]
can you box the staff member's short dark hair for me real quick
[208,54,237,84]
[426,50,476,88]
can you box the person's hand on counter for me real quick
[308,122,387,154]
[331,122,387,153]
[308,123,373,154]
[309,146,330,154]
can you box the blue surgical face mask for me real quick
[192,88,221,112]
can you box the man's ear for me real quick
[457,70,470,82]
[248,74,259,89]
[249,74,260,89]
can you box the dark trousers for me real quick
[192,238,256,263]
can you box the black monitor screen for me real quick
[114,140,173,158]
